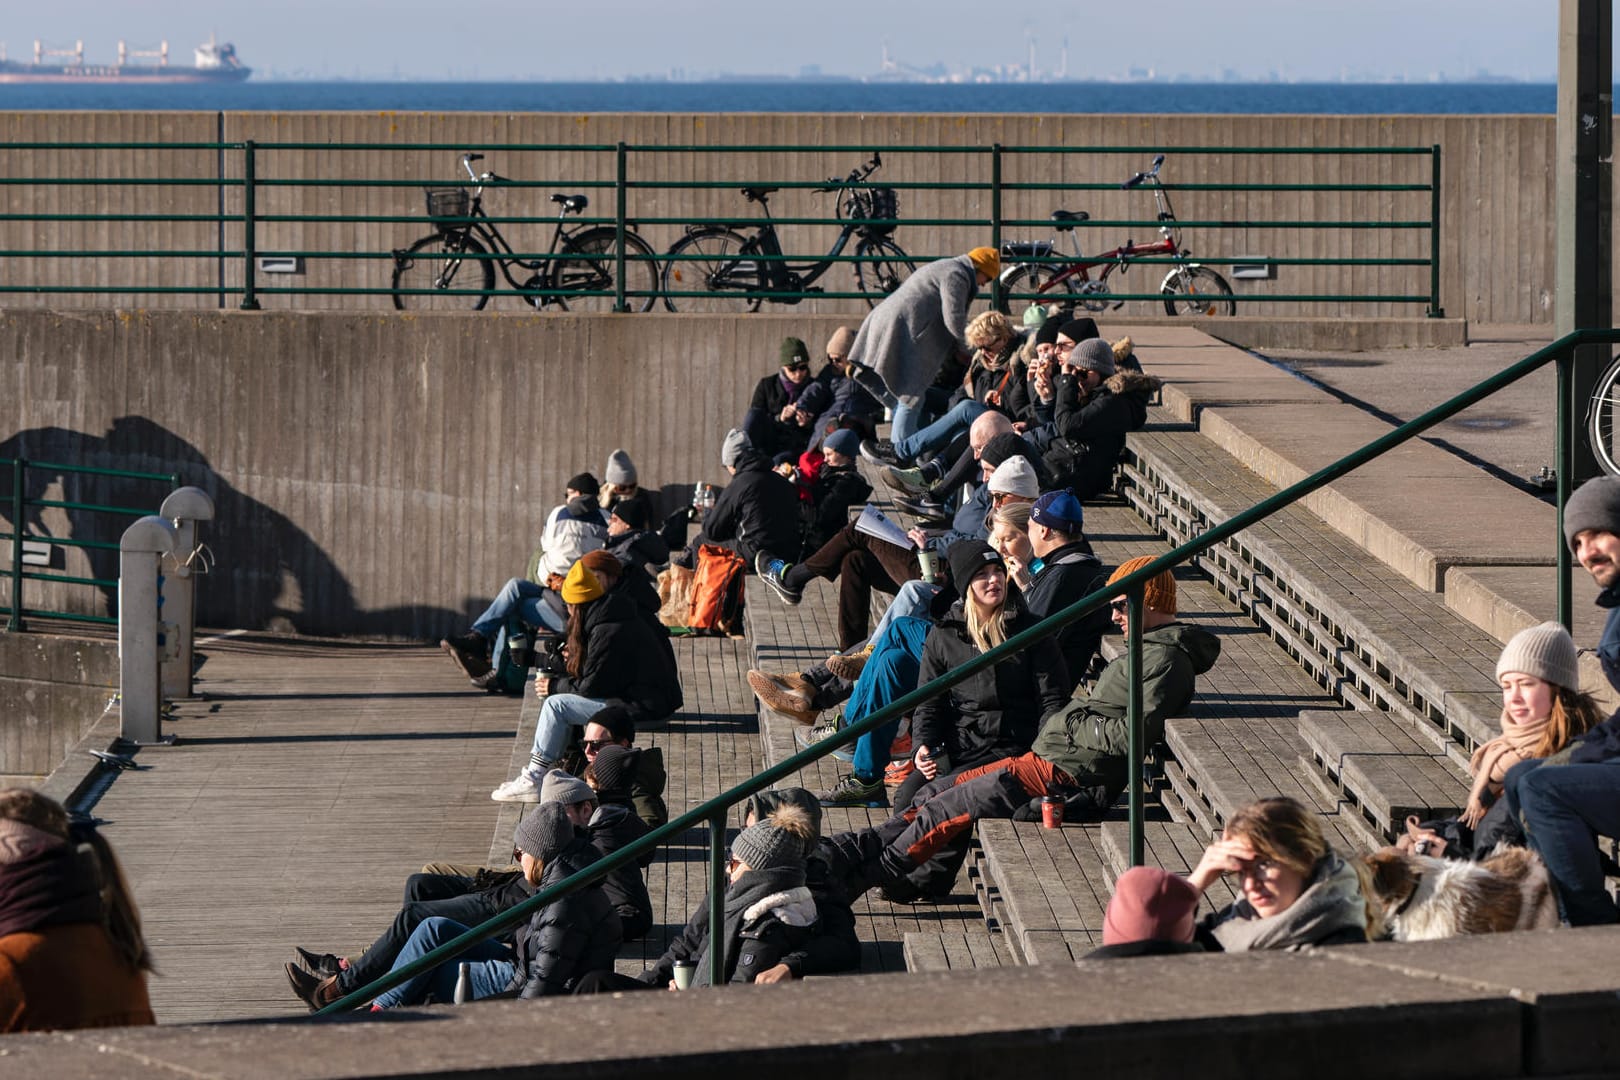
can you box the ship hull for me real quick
[0,66,251,84]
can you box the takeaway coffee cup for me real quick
[1041,795,1065,829]
[672,960,696,990]
[917,549,939,583]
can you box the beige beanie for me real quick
[1495,621,1579,689]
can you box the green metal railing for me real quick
[0,139,1442,314]
[317,329,1596,1013]
[1,457,180,631]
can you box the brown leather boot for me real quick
[746,669,818,725]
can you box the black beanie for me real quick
[611,499,649,531]
[591,745,640,801]
[588,703,637,744]
[946,539,1004,596]
[1034,320,1062,347]
[1058,317,1100,343]
[567,472,600,497]
[981,431,1029,470]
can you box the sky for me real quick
[0,1,1590,82]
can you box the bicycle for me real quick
[1587,355,1620,476]
[997,154,1236,318]
[390,152,659,312]
[661,152,916,313]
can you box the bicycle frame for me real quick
[717,153,885,292]
[437,157,586,289]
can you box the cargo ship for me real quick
[0,35,251,84]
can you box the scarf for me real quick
[690,865,805,987]
[0,824,105,940]
[1208,853,1366,953]
[1468,710,1554,806]
[779,372,806,404]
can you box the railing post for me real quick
[990,143,1004,313]
[158,486,215,701]
[708,811,727,987]
[1127,588,1145,868]
[6,458,23,631]
[615,141,629,313]
[240,139,260,311]
[1427,144,1445,318]
[1558,345,1573,632]
[119,515,178,744]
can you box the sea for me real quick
[0,80,1560,114]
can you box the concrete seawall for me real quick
[0,111,1574,323]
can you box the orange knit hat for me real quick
[560,560,605,605]
[966,246,1000,280]
[1106,555,1176,615]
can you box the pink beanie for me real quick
[1102,866,1200,946]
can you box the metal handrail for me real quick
[319,329,1594,1013]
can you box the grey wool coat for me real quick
[848,254,980,405]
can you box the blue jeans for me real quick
[528,693,611,767]
[867,580,941,646]
[472,578,566,660]
[894,399,987,463]
[847,616,932,782]
[371,917,514,1009]
[1510,757,1620,925]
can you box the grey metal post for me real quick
[119,515,178,744]
[158,486,215,700]
[1556,0,1612,484]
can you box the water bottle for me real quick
[453,962,472,1005]
[508,629,531,669]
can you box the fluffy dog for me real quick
[1360,845,1559,941]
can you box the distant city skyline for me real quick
[0,1,1598,83]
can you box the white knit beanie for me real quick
[1495,621,1579,689]
[987,455,1039,498]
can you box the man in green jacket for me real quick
[821,556,1220,895]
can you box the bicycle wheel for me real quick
[997,263,1081,316]
[854,238,917,308]
[391,233,494,311]
[550,228,661,313]
[662,227,762,313]
[1587,353,1620,477]
[1160,264,1236,317]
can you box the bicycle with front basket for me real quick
[662,152,915,312]
[998,153,1236,318]
[391,152,659,312]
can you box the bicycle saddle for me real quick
[1050,209,1090,232]
[741,186,779,202]
[550,194,589,212]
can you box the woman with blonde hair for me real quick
[1187,796,1370,950]
[0,788,154,1032]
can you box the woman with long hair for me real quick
[1187,796,1370,951]
[0,788,155,1032]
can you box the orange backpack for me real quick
[688,544,747,635]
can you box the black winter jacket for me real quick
[802,463,872,556]
[705,450,803,564]
[1050,370,1161,499]
[587,802,655,941]
[1021,540,1112,682]
[552,590,683,718]
[503,840,622,998]
[777,853,861,978]
[639,875,819,987]
[911,595,1071,770]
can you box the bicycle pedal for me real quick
[802,286,824,295]
[1109,300,1125,310]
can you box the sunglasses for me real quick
[1109,599,1130,614]
[786,361,810,372]
[582,738,612,752]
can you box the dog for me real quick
[1359,844,1560,941]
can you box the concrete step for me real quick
[1298,708,1471,841]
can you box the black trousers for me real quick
[337,873,506,993]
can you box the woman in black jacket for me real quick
[898,540,1071,811]
[370,803,621,1008]
[1050,337,1161,500]
[491,557,684,803]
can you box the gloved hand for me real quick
[1010,798,1044,823]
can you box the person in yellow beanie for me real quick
[844,246,1000,463]
[821,552,1220,902]
[490,555,684,803]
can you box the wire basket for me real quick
[424,187,471,230]
[846,186,899,235]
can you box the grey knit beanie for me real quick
[589,745,639,801]
[1071,337,1117,376]
[1563,477,1620,552]
[988,455,1039,498]
[720,428,751,469]
[1495,621,1580,690]
[539,768,596,807]
[731,802,816,871]
[514,802,576,863]
[605,449,637,487]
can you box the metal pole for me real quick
[1427,144,1444,318]
[1127,588,1144,867]
[118,515,178,744]
[990,143,1003,312]
[7,458,24,631]
[615,141,628,313]
[708,812,727,987]
[158,486,215,700]
[240,139,260,310]
[1558,346,1573,632]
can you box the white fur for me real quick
[1378,848,1558,941]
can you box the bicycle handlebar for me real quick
[1122,153,1168,190]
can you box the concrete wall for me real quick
[0,309,858,638]
[0,631,117,778]
[0,112,1568,323]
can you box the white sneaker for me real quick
[490,774,542,803]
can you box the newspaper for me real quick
[853,504,916,550]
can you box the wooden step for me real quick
[902,930,1010,973]
[1298,709,1471,841]
[1098,820,1238,914]
[973,819,1111,964]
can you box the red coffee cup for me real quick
[1041,795,1064,829]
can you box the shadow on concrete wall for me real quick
[0,418,460,638]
